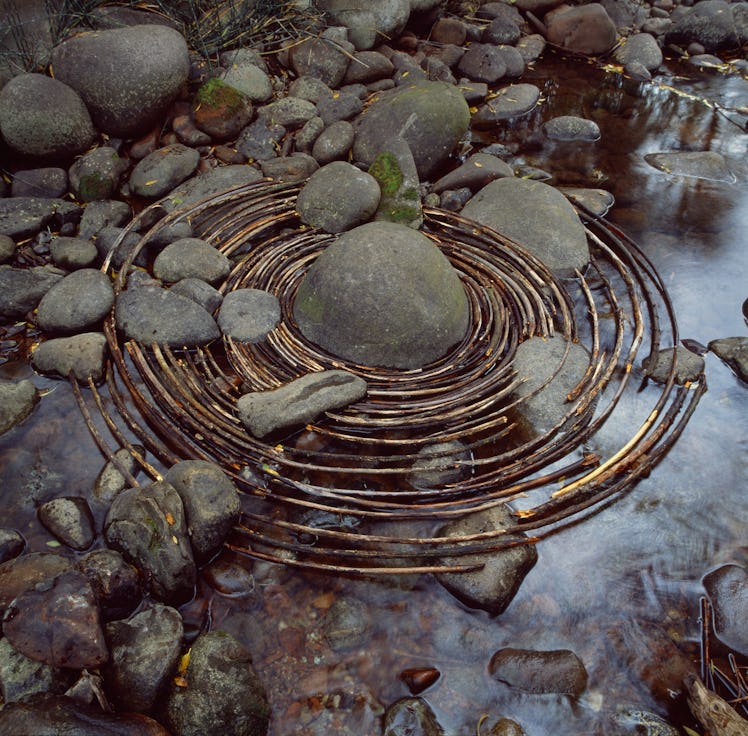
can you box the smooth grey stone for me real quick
[436,504,538,616]
[421,55,456,85]
[36,268,114,333]
[171,278,223,313]
[236,118,286,161]
[130,144,201,198]
[516,33,547,63]
[145,220,194,250]
[162,631,269,736]
[489,648,588,695]
[642,345,705,385]
[105,481,196,605]
[238,370,368,438]
[221,63,272,102]
[49,236,98,270]
[220,48,267,72]
[93,446,144,505]
[77,548,142,622]
[409,440,472,489]
[161,165,264,214]
[50,24,190,138]
[316,0,410,50]
[115,284,220,347]
[316,91,364,125]
[0,197,82,239]
[311,119,355,164]
[217,288,280,343]
[472,84,541,127]
[440,187,472,212]
[546,3,618,55]
[11,167,68,199]
[68,147,128,202]
[456,43,507,84]
[94,226,147,270]
[543,115,601,142]
[0,528,25,563]
[323,597,369,652]
[260,153,319,182]
[104,604,183,713]
[343,50,395,84]
[295,115,326,153]
[37,497,95,551]
[0,234,15,263]
[558,187,615,218]
[432,153,514,194]
[153,237,230,285]
[614,32,663,72]
[257,96,318,128]
[77,199,133,240]
[0,265,63,317]
[0,73,96,161]
[708,336,748,382]
[288,75,334,104]
[289,36,351,88]
[482,17,522,45]
[703,564,748,656]
[0,637,71,705]
[461,178,590,276]
[644,151,735,183]
[383,697,445,736]
[31,332,108,383]
[164,460,241,562]
[297,161,381,233]
[0,379,39,435]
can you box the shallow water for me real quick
[1,55,747,734]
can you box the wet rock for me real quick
[3,569,108,669]
[684,673,748,736]
[50,236,99,270]
[77,548,142,621]
[383,697,445,736]
[204,555,256,596]
[161,165,264,214]
[665,0,740,52]
[546,3,618,56]
[484,717,526,736]
[483,17,522,46]
[171,277,223,313]
[0,73,96,161]
[0,379,39,435]
[295,115,326,153]
[221,63,273,103]
[153,237,230,286]
[399,667,440,696]
[78,199,133,240]
[297,161,381,233]
[38,496,96,551]
[162,630,270,736]
[0,636,73,704]
[368,139,422,229]
[432,153,514,194]
[94,226,147,270]
[51,24,190,138]
[708,336,748,383]
[410,440,472,489]
[0,234,14,263]
[238,370,367,438]
[69,146,129,202]
[289,36,352,88]
[217,288,281,343]
[344,50,395,84]
[353,80,471,179]
[164,460,241,562]
[130,144,201,199]
[614,32,664,74]
[260,153,320,182]
[146,221,195,250]
[559,187,615,217]
[36,268,114,333]
[105,480,196,605]
[703,564,748,656]
[258,96,318,128]
[236,118,287,161]
[543,115,601,142]
[472,83,541,127]
[440,187,474,212]
[462,178,590,276]
[0,552,74,615]
[610,705,682,735]
[488,648,588,695]
[192,78,254,142]
[517,34,547,64]
[318,0,410,50]
[316,90,364,125]
[324,596,370,652]
[0,197,82,239]
[644,151,735,183]
[436,504,538,616]
[0,265,63,317]
[295,222,468,368]
[312,119,355,163]
[32,331,108,383]
[457,43,507,84]
[105,603,183,713]
[642,345,705,385]
[0,528,25,563]
[11,167,68,199]
[115,284,220,347]
[0,693,171,735]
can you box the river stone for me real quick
[37,497,95,551]
[236,118,287,161]
[50,236,99,270]
[456,43,507,84]
[130,144,201,198]
[432,153,514,194]
[289,36,351,88]
[104,481,196,605]
[95,226,147,270]
[36,268,114,333]
[0,636,72,704]
[2,569,108,669]
[410,440,472,489]
[517,33,547,64]
[316,90,364,125]
[32,332,108,383]
[462,178,590,277]
[78,199,133,240]
[708,336,748,383]
[105,604,184,713]
[0,552,74,615]
[436,504,538,616]
[488,648,588,695]
[50,24,190,138]
[162,630,270,736]
[546,3,618,55]
[115,284,220,347]
[383,697,445,736]
[217,289,281,343]
[0,73,96,161]
[642,345,705,385]
[0,528,25,563]
[317,0,411,50]
[238,370,368,438]
[161,165,264,213]
[171,278,223,313]
[368,138,423,228]
[344,50,395,84]
[11,167,68,199]
[703,564,748,656]
[257,96,318,128]
[296,115,325,153]
[312,119,355,164]
[323,596,370,652]
[643,151,735,183]
[0,234,15,263]
[260,153,320,182]
[0,197,82,239]
[0,693,171,735]
[77,548,142,622]
[294,222,469,368]
[614,32,663,73]
[297,161,381,233]
[0,379,39,435]
[543,116,601,142]
[353,81,471,179]
[0,265,63,317]
[472,83,541,127]
[69,146,129,202]
[164,460,241,562]
[559,187,615,218]
[221,64,272,103]
[153,237,230,285]
[665,0,740,52]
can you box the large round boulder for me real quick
[293,221,470,369]
[0,73,96,161]
[50,24,190,138]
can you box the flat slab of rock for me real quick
[238,370,368,438]
[642,345,705,385]
[644,151,735,183]
[217,288,281,343]
[36,268,114,333]
[0,379,39,435]
[431,153,514,194]
[161,165,264,213]
[708,336,748,382]
[32,332,108,383]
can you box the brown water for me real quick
[1,56,747,734]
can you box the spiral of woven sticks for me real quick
[73,178,705,575]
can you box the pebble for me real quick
[170,277,223,313]
[77,548,142,622]
[37,497,96,551]
[543,115,601,141]
[152,237,230,285]
[708,336,748,382]
[0,234,14,263]
[311,119,355,163]
[217,288,281,342]
[36,268,114,333]
[31,332,108,383]
[0,379,39,435]
[11,168,68,199]
[49,236,99,270]
[129,143,201,198]
[488,647,588,696]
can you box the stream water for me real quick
[0,54,746,734]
